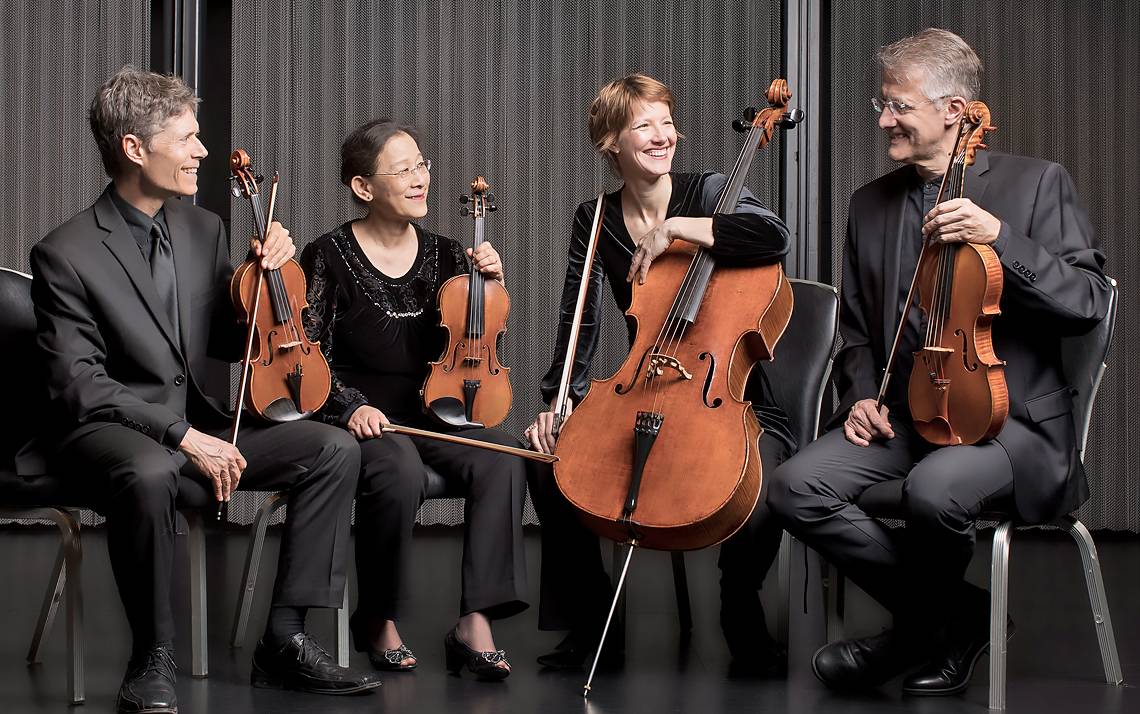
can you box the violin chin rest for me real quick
[261,397,313,423]
[426,397,484,430]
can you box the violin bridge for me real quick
[645,353,693,381]
[276,339,303,351]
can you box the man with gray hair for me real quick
[768,29,1110,696]
[23,66,380,712]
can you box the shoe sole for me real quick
[251,670,382,695]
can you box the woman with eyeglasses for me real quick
[523,74,795,674]
[300,120,527,680]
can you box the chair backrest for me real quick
[763,278,840,450]
[1061,277,1118,461]
[0,267,41,464]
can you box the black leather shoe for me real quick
[721,586,785,677]
[251,633,382,694]
[116,643,177,714]
[349,613,417,671]
[444,628,511,680]
[536,622,625,671]
[812,631,922,690]
[903,620,1015,696]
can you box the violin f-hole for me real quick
[954,329,979,371]
[699,352,722,408]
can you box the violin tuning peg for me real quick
[459,194,470,204]
[460,207,471,216]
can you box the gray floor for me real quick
[1,523,1137,713]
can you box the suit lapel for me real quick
[94,188,182,353]
[965,149,991,206]
[880,173,908,358]
[165,197,195,354]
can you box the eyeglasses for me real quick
[871,96,949,117]
[362,159,432,180]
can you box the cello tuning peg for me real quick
[743,106,759,121]
[731,119,751,133]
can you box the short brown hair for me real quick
[877,29,982,102]
[89,66,199,177]
[588,74,679,170]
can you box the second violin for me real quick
[423,176,512,428]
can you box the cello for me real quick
[550,79,802,694]
[422,176,512,428]
[878,102,1008,445]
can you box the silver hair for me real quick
[877,29,982,102]
[89,66,200,177]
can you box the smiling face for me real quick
[356,131,430,221]
[130,108,207,199]
[877,74,960,172]
[612,100,677,180]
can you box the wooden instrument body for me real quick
[423,273,513,427]
[554,242,793,551]
[909,240,1008,445]
[229,258,331,421]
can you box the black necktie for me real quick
[149,221,180,340]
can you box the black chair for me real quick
[0,267,209,702]
[831,277,1123,710]
[616,278,839,641]
[229,468,465,665]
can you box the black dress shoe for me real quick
[720,587,785,677]
[903,620,1015,696]
[348,613,417,671]
[251,633,382,694]
[117,643,177,714]
[812,630,922,690]
[444,628,511,680]
[536,625,625,671]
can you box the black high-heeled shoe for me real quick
[349,614,417,672]
[444,628,510,681]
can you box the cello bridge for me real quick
[646,354,692,381]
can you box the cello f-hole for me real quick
[698,351,722,408]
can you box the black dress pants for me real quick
[528,432,789,632]
[353,427,528,621]
[55,420,359,651]
[767,415,1014,636]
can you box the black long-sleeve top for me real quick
[300,222,470,427]
[539,171,797,451]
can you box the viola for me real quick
[879,102,1008,445]
[228,149,332,430]
[422,176,512,428]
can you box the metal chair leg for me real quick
[671,552,692,637]
[336,589,350,667]
[989,521,1013,711]
[231,493,287,649]
[28,537,67,664]
[1059,515,1123,685]
[775,532,791,647]
[183,511,209,677]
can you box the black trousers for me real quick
[767,415,1014,635]
[55,420,359,651]
[527,432,789,632]
[353,427,528,622]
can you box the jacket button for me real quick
[174,374,185,386]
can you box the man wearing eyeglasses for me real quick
[768,29,1110,696]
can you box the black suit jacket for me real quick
[832,151,1110,524]
[18,186,242,475]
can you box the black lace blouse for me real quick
[301,222,469,427]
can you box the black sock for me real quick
[264,606,307,648]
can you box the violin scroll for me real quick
[958,101,997,167]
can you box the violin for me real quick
[879,102,1008,445]
[228,149,332,430]
[422,176,512,428]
